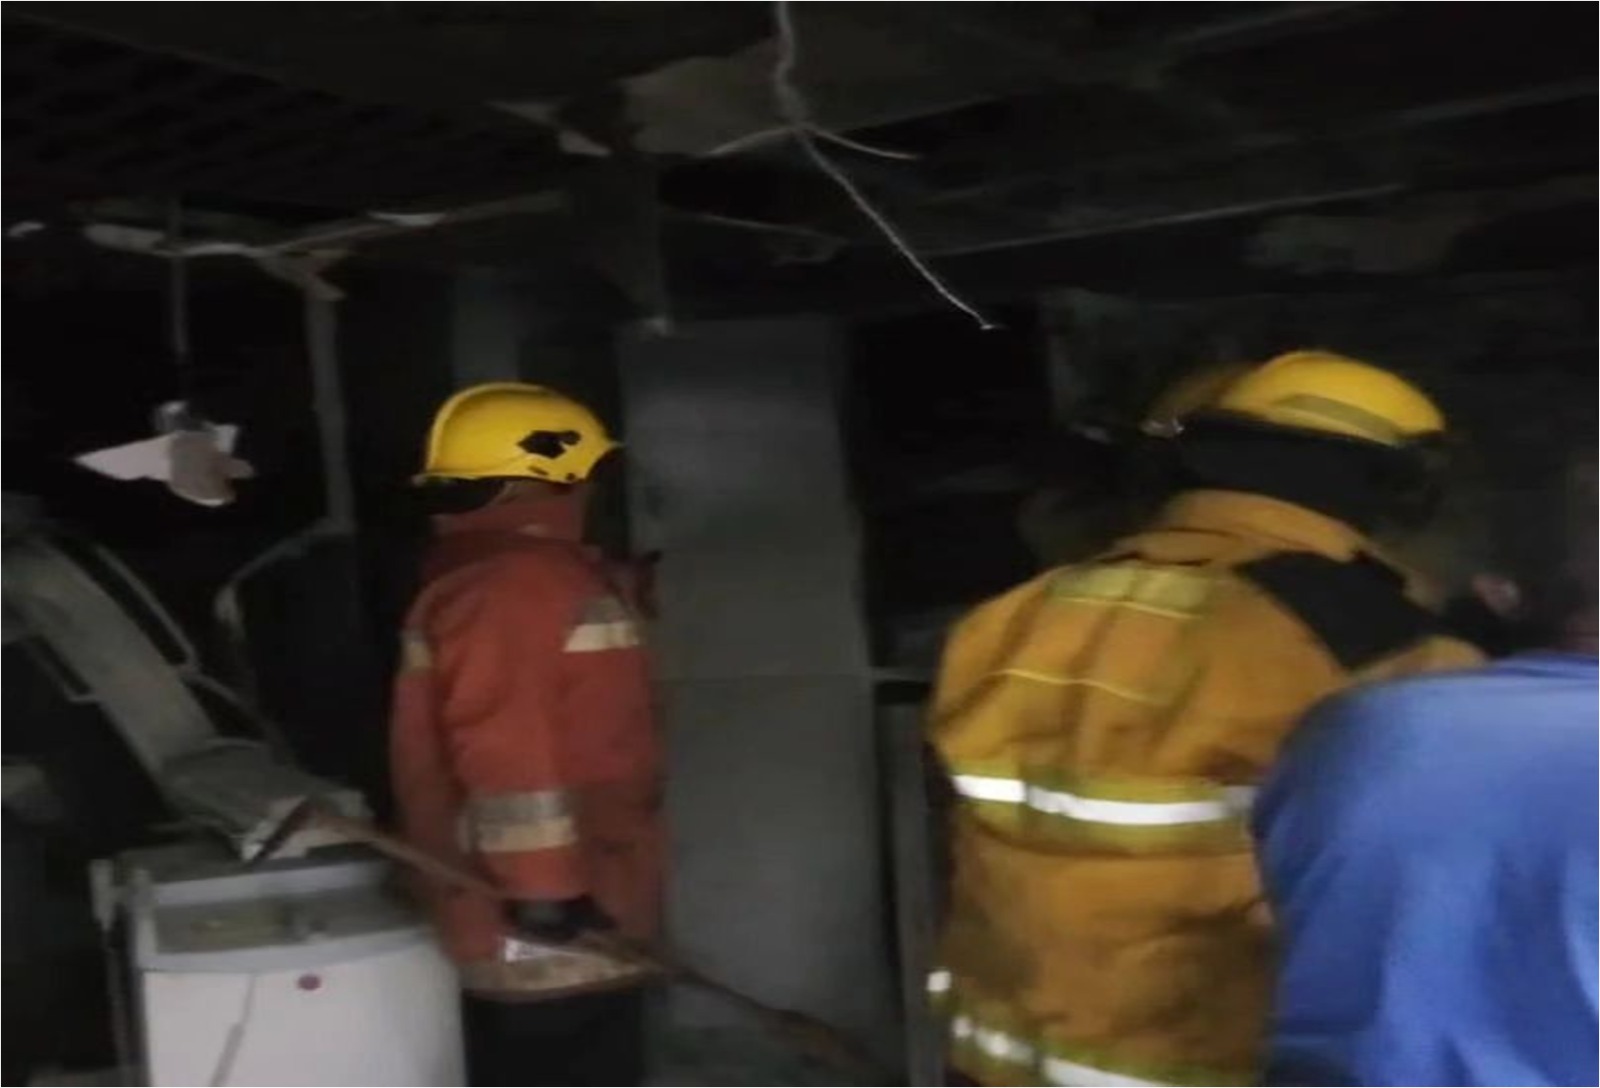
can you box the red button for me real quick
[297,974,322,992]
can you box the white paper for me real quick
[75,425,240,481]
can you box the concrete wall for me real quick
[617,318,895,1050]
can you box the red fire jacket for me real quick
[389,495,663,998]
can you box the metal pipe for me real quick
[303,288,355,533]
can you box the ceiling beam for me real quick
[3,4,771,107]
[893,3,1380,88]
[919,79,1596,210]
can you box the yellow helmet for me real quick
[417,383,619,484]
[1205,350,1445,447]
[1140,362,1255,438]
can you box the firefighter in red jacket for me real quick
[390,383,662,1086]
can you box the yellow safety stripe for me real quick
[990,668,1170,707]
[1272,393,1407,446]
[466,789,577,854]
[1049,564,1214,619]
[930,978,1250,1087]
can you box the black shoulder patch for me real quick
[1237,551,1436,671]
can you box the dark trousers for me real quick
[462,988,648,1086]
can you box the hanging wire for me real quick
[708,122,919,161]
[165,196,198,404]
[770,0,999,330]
[813,126,922,161]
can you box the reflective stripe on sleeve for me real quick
[563,620,642,653]
[400,631,433,672]
[466,789,577,853]
[564,597,642,653]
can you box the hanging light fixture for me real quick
[73,197,255,507]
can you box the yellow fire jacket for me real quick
[928,490,1481,1086]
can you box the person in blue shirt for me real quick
[1255,455,1598,1087]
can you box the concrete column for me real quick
[617,318,894,1051]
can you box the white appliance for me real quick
[110,844,464,1087]
[6,524,467,1086]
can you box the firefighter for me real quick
[926,351,1483,1086]
[390,383,661,1086]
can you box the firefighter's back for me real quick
[928,489,1480,1086]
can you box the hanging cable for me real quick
[812,126,922,161]
[708,122,919,161]
[769,0,998,329]
[165,195,202,407]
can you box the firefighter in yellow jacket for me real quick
[927,351,1482,1086]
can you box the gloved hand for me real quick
[503,896,615,946]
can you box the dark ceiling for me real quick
[4,2,1595,308]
